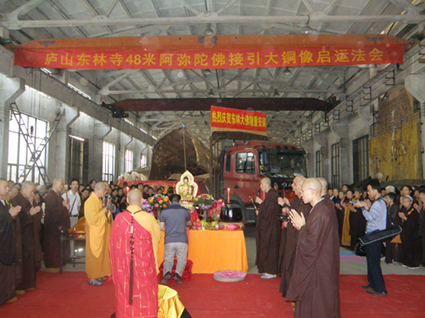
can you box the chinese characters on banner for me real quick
[211,106,267,136]
[15,45,404,70]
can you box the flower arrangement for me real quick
[148,194,171,209]
[208,199,225,221]
[141,199,153,214]
[193,194,215,209]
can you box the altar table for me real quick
[157,230,248,274]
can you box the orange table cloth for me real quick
[157,230,248,274]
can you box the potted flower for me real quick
[193,194,215,220]
[148,194,171,218]
[208,199,225,222]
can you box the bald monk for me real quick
[278,176,311,297]
[10,181,41,291]
[85,182,112,286]
[44,179,71,272]
[109,189,161,318]
[255,177,282,279]
[287,178,341,318]
[0,179,22,305]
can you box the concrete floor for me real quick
[243,223,425,276]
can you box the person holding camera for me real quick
[354,179,387,296]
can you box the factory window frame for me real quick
[7,112,48,184]
[331,143,340,188]
[353,136,369,183]
[125,149,133,172]
[140,154,147,168]
[102,141,115,182]
[315,150,322,178]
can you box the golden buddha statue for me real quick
[176,171,198,202]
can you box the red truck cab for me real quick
[218,140,306,222]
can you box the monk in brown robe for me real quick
[287,178,341,318]
[255,177,282,279]
[85,182,112,286]
[10,181,41,291]
[0,179,22,305]
[278,176,310,297]
[44,179,71,272]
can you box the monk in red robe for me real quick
[10,181,41,291]
[0,179,22,305]
[109,189,161,318]
[287,178,341,318]
[255,177,282,279]
[278,176,310,297]
[43,179,71,272]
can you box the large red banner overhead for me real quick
[211,106,267,136]
[13,35,406,70]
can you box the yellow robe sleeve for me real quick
[134,212,161,274]
[85,194,107,258]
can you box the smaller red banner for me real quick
[211,106,267,136]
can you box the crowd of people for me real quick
[330,183,425,269]
[0,177,177,308]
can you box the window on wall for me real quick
[102,141,115,182]
[7,112,48,184]
[331,143,340,188]
[140,154,147,168]
[315,150,322,178]
[236,152,255,174]
[69,135,84,183]
[125,149,134,172]
[353,136,369,183]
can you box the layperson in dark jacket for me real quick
[384,193,401,264]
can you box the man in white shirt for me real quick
[62,179,81,227]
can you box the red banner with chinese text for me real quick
[14,35,407,70]
[211,106,267,136]
[14,45,404,70]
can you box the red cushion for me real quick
[159,258,193,282]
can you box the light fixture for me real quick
[208,89,214,97]
[273,89,279,97]
[203,69,212,75]
[301,25,312,34]
[301,15,312,34]
[205,25,214,36]
[283,67,292,75]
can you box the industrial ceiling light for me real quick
[273,89,280,97]
[203,69,212,75]
[301,25,312,34]
[301,15,312,34]
[283,67,292,75]
[205,24,214,36]
[208,89,214,97]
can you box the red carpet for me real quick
[0,271,424,318]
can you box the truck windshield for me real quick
[259,150,306,177]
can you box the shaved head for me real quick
[21,181,34,191]
[316,178,328,196]
[301,178,322,205]
[127,189,143,205]
[303,178,322,192]
[95,182,107,191]
[262,177,271,187]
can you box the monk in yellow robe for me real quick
[85,182,112,286]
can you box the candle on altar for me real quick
[227,188,231,204]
